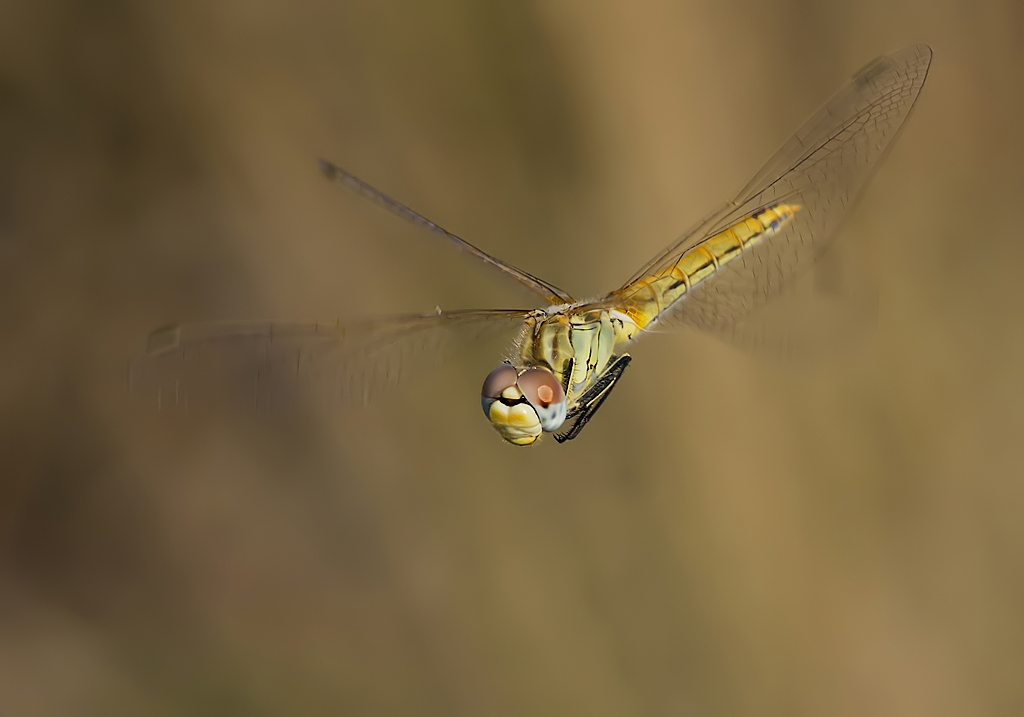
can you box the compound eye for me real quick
[481,363,518,399]
[517,368,567,432]
[517,368,565,408]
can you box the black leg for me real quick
[554,354,632,443]
[560,357,575,397]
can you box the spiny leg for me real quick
[559,357,575,397]
[554,354,632,443]
[565,355,632,423]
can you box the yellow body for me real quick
[143,43,932,446]
[518,204,799,409]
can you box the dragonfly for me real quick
[135,44,932,446]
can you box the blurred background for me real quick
[2,0,1023,714]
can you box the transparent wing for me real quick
[622,44,932,331]
[129,309,533,411]
[320,161,573,305]
[676,241,879,364]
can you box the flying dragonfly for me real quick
[135,44,932,445]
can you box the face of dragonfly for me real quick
[480,364,567,446]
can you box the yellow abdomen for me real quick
[613,203,800,328]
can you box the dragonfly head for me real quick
[480,363,567,446]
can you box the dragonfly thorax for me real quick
[520,307,639,403]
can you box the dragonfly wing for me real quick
[622,44,932,331]
[129,309,533,411]
[676,241,879,363]
[320,161,573,306]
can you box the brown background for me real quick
[2,1,1023,715]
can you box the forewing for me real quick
[623,44,932,331]
[320,161,573,305]
[129,309,532,411]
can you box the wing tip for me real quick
[852,44,934,87]
[146,325,183,357]
[898,43,934,73]
[318,158,340,180]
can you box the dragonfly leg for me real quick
[559,357,575,397]
[554,354,632,443]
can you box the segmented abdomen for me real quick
[613,203,800,329]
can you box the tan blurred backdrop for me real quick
[2,1,1023,715]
